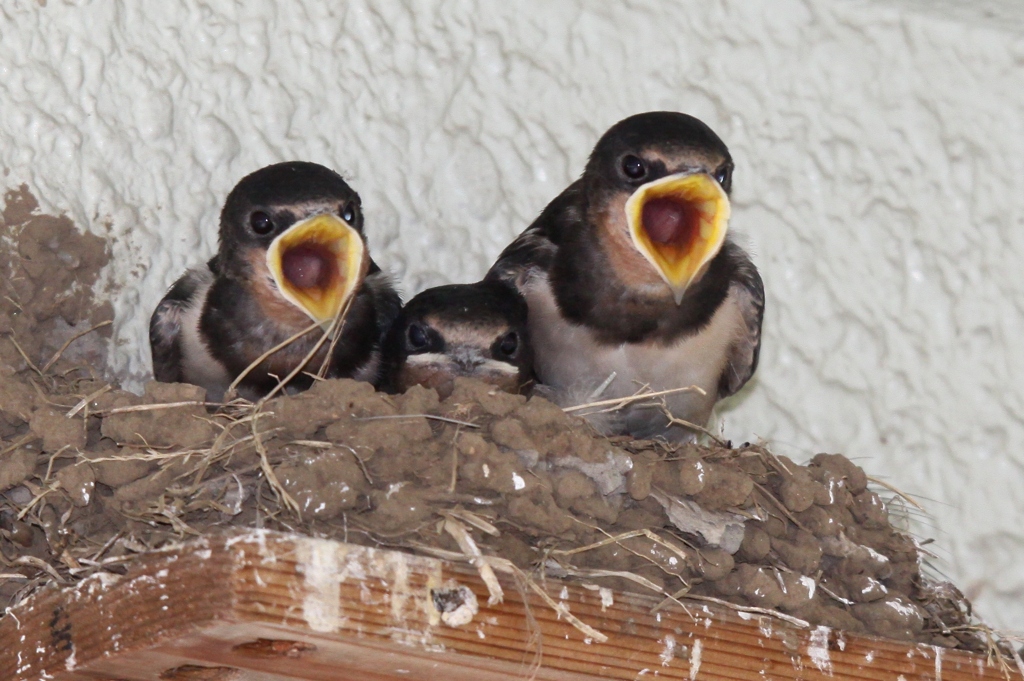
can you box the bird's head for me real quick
[218,161,369,330]
[384,281,533,399]
[583,112,733,305]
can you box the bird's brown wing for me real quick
[485,180,586,289]
[149,268,209,383]
[717,245,765,398]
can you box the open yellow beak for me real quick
[266,214,367,329]
[624,172,730,305]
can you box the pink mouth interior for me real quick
[282,244,334,291]
[642,196,701,250]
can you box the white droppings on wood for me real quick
[390,551,412,625]
[299,539,344,633]
[807,625,833,676]
[438,586,478,628]
[689,638,703,680]
[660,634,677,666]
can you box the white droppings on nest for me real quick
[556,450,634,496]
[861,577,887,595]
[888,598,918,618]
[651,490,746,553]
[807,625,833,675]
[864,545,891,564]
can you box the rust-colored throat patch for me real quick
[625,172,730,303]
[266,214,367,325]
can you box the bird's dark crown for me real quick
[217,161,363,258]
[585,111,734,195]
[403,281,528,330]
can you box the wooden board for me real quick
[0,530,1016,681]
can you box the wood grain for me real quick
[0,530,1015,681]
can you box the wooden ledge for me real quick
[0,530,1015,681]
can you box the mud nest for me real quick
[0,359,1006,655]
[0,187,1013,660]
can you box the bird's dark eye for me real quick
[249,211,274,235]
[714,166,731,189]
[341,202,357,224]
[497,331,518,358]
[621,154,647,180]
[407,323,429,351]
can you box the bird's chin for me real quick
[397,355,525,398]
[266,213,368,328]
[624,171,730,305]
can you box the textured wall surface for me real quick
[1,0,1022,629]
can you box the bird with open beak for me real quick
[381,280,534,399]
[150,161,400,401]
[486,112,764,441]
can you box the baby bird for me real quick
[150,161,399,400]
[381,280,533,399]
[487,112,764,441]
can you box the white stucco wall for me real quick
[1,0,1022,629]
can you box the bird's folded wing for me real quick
[718,245,765,398]
[149,267,212,383]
